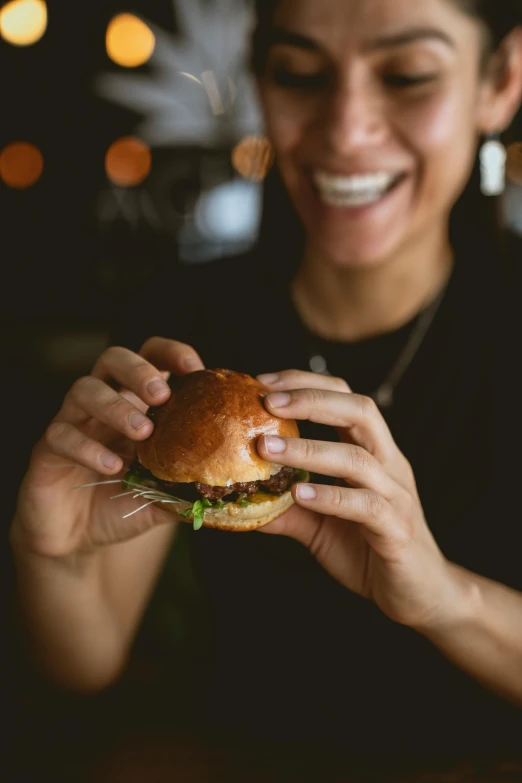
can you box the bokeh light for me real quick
[195,181,262,242]
[105,137,152,187]
[232,136,274,182]
[0,141,44,188]
[0,0,47,46]
[507,141,522,187]
[106,13,155,68]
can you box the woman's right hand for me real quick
[11,337,204,559]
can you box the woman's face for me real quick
[258,0,493,268]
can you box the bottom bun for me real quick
[158,490,295,532]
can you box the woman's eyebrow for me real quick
[267,25,455,53]
[365,27,456,51]
[268,27,320,52]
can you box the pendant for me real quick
[373,383,394,409]
[309,354,330,375]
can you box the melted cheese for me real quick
[225,493,279,515]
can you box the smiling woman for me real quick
[250,0,522,345]
[9,0,522,774]
[255,0,515,281]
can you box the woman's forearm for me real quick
[12,544,127,693]
[419,563,522,707]
[11,519,176,692]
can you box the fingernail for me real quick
[297,484,316,501]
[101,452,121,470]
[267,392,291,408]
[147,378,169,398]
[130,412,152,431]
[258,373,279,385]
[263,435,286,454]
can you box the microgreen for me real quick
[74,469,253,531]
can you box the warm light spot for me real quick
[232,136,274,182]
[0,141,43,188]
[0,0,47,46]
[106,13,155,68]
[105,137,152,187]
[507,142,522,187]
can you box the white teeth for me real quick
[313,170,399,207]
[321,191,383,207]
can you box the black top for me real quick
[111,235,522,763]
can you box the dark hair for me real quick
[458,1,522,50]
[252,0,522,266]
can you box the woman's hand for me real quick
[11,337,204,558]
[257,370,466,634]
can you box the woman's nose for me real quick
[322,83,387,156]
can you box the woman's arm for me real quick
[420,563,522,707]
[11,523,177,693]
[10,337,204,692]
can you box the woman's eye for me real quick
[272,69,329,91]
[384,73,438,88]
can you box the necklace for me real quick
[307,281,449,410]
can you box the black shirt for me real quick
[111,236,522,763]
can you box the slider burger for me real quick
[122,369,306,531]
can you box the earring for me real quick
[480,133,507,196]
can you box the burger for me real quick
[121,369,306,531]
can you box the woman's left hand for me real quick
[257,370,465,634]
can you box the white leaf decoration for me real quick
[94,0,262,147]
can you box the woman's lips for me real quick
[313,169,403,205]
[305,171,409,217]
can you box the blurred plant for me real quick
[95,0,262,147]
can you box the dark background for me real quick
[2,1,522,780]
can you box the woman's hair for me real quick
[252,0,522,267]
[459,1,522,51]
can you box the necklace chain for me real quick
[308,282,449,409]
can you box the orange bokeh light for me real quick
[106,13,155,68]
[105,137,152,187]
[0,141,44,188]
[232,136,274,182]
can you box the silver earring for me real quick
[480,133,506,196]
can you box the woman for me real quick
[10,0,522,768]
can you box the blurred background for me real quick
[2,1,522,780]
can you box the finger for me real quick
[91,347,172,406]
[258,434,396,498]
[258,370,351,393]
[139,336,204,375]
[257,503,323,548]
[58,377,155,441]
[293,482,400,544]
[104,373,170,416]
[264,388,396,463]
[44,421,123,475]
